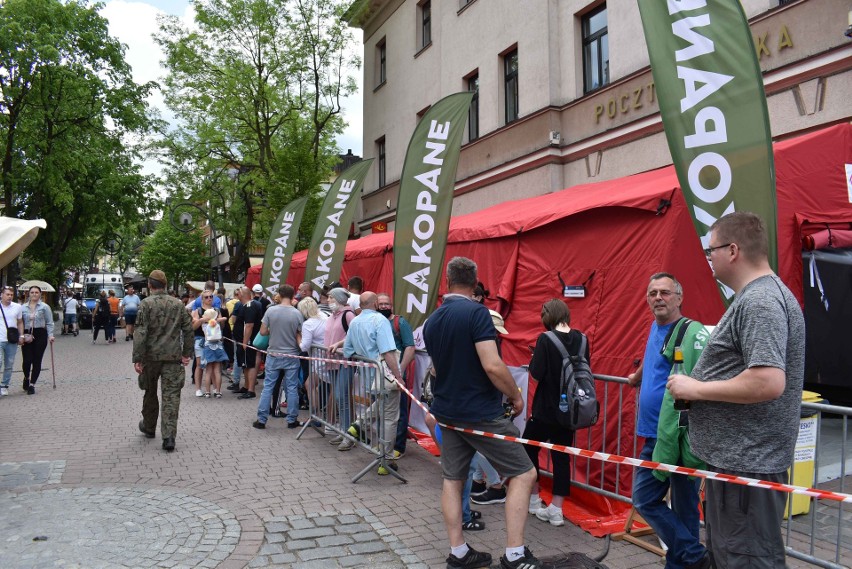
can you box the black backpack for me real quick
[544,331,599,430]
[97,298,111,319]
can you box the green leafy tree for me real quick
[0,0,159,284]
[137,221,210,293]
[155,0,359,280]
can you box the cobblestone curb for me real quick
[248,509,429,569]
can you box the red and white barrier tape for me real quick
[224,338,852,504]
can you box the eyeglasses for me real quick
[703,243,732,256]
[647,290,678,299]
[202,295,213,299]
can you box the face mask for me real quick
[329,301,339,312]
[378,308,392,318]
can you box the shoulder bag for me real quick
[0,303,19,344]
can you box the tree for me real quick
[154,0,359,280]
[137,221,209,293]
[0,0,159,284]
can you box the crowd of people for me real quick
[0,210,804,569]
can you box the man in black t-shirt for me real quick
[232,287,262,398]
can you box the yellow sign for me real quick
[594,82,656,124]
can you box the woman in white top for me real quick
[298,297,329,428]
[20,286,55,395]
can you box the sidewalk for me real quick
[0,331,828,568]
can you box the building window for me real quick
[503,49,519,124]
[419,1,431,49]
[376,38,387,87]
[582,5,609,93]
[376,137,386,188]
[468,73,479,141]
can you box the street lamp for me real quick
[169,201,225,290]
[88,233,122,274]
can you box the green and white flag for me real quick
[305,159,373,292]
[393,92,473,329]
[639,0,777,300]
[260,196,308,296]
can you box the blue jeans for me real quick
[0,340,17,388]
[462,467,474,523]
[472,452,501,486]
[333,366,353,429]
[394,390,410,452]
[632,438,705,569]
[257,356,300,424]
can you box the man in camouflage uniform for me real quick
[133,270,194,452]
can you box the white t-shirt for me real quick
[347,292,361,312]
[299,314,328,353]
[63,297,78,315]
[0,302,22,343]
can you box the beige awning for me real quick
[0,217,47,269]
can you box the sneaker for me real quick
[252,420,265,429]
[238,391,256,399]
[0,387,7,396]
[323,426,335,436]
[227,383,240,391]
[125,336,130,341]
[195,389,203,397]
[535,504,564,527]
[346,422,362,439]
[393,449,405,459]
[529,495,545,514]
[377,462,399,475]
[471,480,487,495]
[27,384,34,395]
[446,545,492,569]
[337,438,355,451]
[500,547,547,569]
[471,487,506,505]
[329,434,344,445]
[287,420,304,429]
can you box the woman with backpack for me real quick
[524,299,591,527]
[20,286,54,395]
[92,290,111,344]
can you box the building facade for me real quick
[348,0,852,233]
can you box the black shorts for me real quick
[124,313,137,325]
[236,343,257,369]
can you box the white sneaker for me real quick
[195,389,204,397]
[529,495,545,514]
[323,426,335,435]
[329,434,344,445]
[337,438,355,451]
[535,504,565,526]
[0,387,7,396]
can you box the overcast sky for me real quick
[98,0,365,175]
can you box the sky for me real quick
[98,0,365,176]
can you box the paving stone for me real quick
[289,527,335,540]
[286,539,317,550]
[347,540,388,555]
[316,534,354,547]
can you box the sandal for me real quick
[462,520,485,531]
[204,392,211,398]
[470,510,482,520]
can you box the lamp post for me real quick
[88,234,122,274]
[169,201,225,290]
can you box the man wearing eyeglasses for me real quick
[668,212,805,569]
[628,273,710,569]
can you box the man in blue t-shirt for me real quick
[627,273,708,569]
[120,285,142,341]
[424,257,544,569]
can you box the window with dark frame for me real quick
[468,74,479,141]
[377,38,387,86]
[582,5,609,93]
[503,49,519,124]
[377,137,386,188]
[420,1,431,48]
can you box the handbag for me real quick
[0,303,19,344]
[21,333,34,344]
[252,333,269,351]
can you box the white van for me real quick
[80,273,124,328]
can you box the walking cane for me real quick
[50,340,56,389]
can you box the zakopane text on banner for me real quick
[259,196,309,296]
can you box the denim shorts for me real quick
[194,336,205,358]
[64,314,77,325]
[436,414,533,481]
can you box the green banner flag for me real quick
[259,196,308,296]
[304,159,374,292]
[393,92,473,329]
[639,0,777,300]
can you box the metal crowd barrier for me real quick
[296,344,406,484]
[544,373,850,569]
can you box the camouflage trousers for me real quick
[140,361,185,439]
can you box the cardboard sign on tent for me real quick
[246,123,852,531]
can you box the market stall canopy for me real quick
[19,279,56,292]
[0,217,47,269]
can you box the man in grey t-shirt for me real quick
[668,212,805,569]
[253,284,304,429]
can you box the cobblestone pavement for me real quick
[0,331,835,568]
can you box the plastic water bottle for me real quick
[672,347,690,411]
[559,393,569,413]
